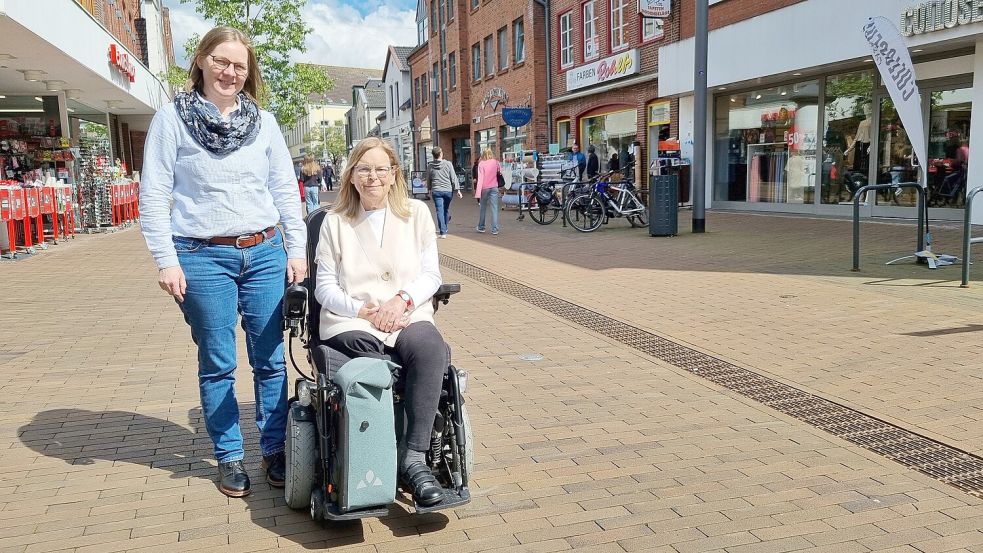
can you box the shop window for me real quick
[583,1,599,60]
[500,124,528,154]
[821,70,874,205]
[926,88,971,208]
[472,43,481,81]
[559,12,574,69]
[497,27,509,71]
[713,80,819,205]
[557,119,572,149]
[484,35,494,77]
[610,0,629,52]
[476,128,498,158]
[449,53,457,89]
[513,18,525,63]
[581,109,637,173]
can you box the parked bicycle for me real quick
[564,167,648,232]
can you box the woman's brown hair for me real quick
[301,155,321,177]
[332,138,409,220]
[185,26,265,103]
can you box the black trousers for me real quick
[326,321,448,451]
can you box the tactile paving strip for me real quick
[441,254,983,498]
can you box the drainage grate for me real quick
[441,254,983,499]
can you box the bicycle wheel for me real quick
[626,196,648,228]
[565,194,605,232]
[528,199,560,225]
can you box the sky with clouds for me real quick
[163,0,418,70]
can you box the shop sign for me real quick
[481,87,508,111]
[502,107,532,127]
[901,0,983,37]
[639,0,671,18]
[648,101,670,125]
[864,17,927,173]
[566,49,640,92]
[108,44,136,83]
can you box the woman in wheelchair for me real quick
[312,137,447,507]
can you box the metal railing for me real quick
[961,186,983,287]
[852,183,926,272]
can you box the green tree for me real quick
[159,64,189,93]
[180,0,332,128]
[305,123,347,163]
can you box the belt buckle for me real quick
[234,234,254,248]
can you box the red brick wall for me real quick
[679,0,806,39]
[95,0,143,60]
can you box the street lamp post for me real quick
[692,0,708,233]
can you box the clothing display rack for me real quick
[747,142,789,203]
[77,135,113,229]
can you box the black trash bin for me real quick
[649,174,678,237]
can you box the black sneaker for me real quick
[400,460,443,507]
[262,451,286,488]
[218,460,251,498]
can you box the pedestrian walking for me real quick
[586,144,600,179]
[301,155,323,214]
[475,148,502,235]
[426,146,462,239]
[322,161,335,191]
[138,26,306,499]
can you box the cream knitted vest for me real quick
[316,199,437,346]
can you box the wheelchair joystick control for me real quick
[283,283,308,337]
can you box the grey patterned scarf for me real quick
[174,91,261,155]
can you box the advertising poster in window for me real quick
[638,0,670,18]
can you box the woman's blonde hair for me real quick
[332,137,409,220]
[185,26,264,102]
[480,148,495,161]
[301,155,321,177]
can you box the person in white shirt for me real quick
[138,26,306,499]
[313,137,446,507]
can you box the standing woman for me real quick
[301,154,324,214]
[474,148,501,235]
[139,26,307,498]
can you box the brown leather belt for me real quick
[207,227,276,248]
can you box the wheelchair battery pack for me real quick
[332,357,399,513]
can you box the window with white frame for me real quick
[513,17,525,63]
[484,35,494,77]
[642,16,665,42]
[583,1,598,60]
[610,0,628,51]
[497,27,509,71]
[449,52,457,88]
[472,43,481,81]
[559,12,574,68]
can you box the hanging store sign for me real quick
[566,49,640,92]
[901,0,983,37]
[863,17,927,176]
[648,101,671,125]
[108,44,136,83]
[501,107,533,127]
[639,0,671,18]
[481,87,508,111]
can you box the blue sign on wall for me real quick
[501,107,533,128]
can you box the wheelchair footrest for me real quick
[322,503,390,521]
[412,486,471,514]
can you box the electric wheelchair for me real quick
[280,206,473,522]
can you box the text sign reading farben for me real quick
[901,0,983,37]
[566,49,640,92]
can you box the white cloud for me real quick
[163,0,417,71]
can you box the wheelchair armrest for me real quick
[432,283,461,312]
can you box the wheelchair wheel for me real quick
[285,405,317,509]
[462,404,474,481]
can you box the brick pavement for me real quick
[0,204,980,552]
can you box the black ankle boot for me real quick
[400,460,443,507]
[263,451,285,488]
[218,460,250,497]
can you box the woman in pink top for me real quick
[475,148,501,234]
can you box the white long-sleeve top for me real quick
[138,101,306,269]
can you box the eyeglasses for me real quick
[208,55,248,77]
[354,165,394,179]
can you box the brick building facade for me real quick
[75,0,144,63]
[409,0,548,177]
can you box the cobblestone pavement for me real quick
[0,200,981,552]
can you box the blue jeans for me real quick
[477,187,499,232]
[432,191,453,235]
[304,186,320,215]
[174,229,288,463]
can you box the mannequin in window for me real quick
[848,104,872,172]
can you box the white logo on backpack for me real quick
[356,469,383,489]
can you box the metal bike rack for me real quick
[961,185,983,287]
[852,183,926,272]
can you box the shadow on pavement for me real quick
[18,406,448,549]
